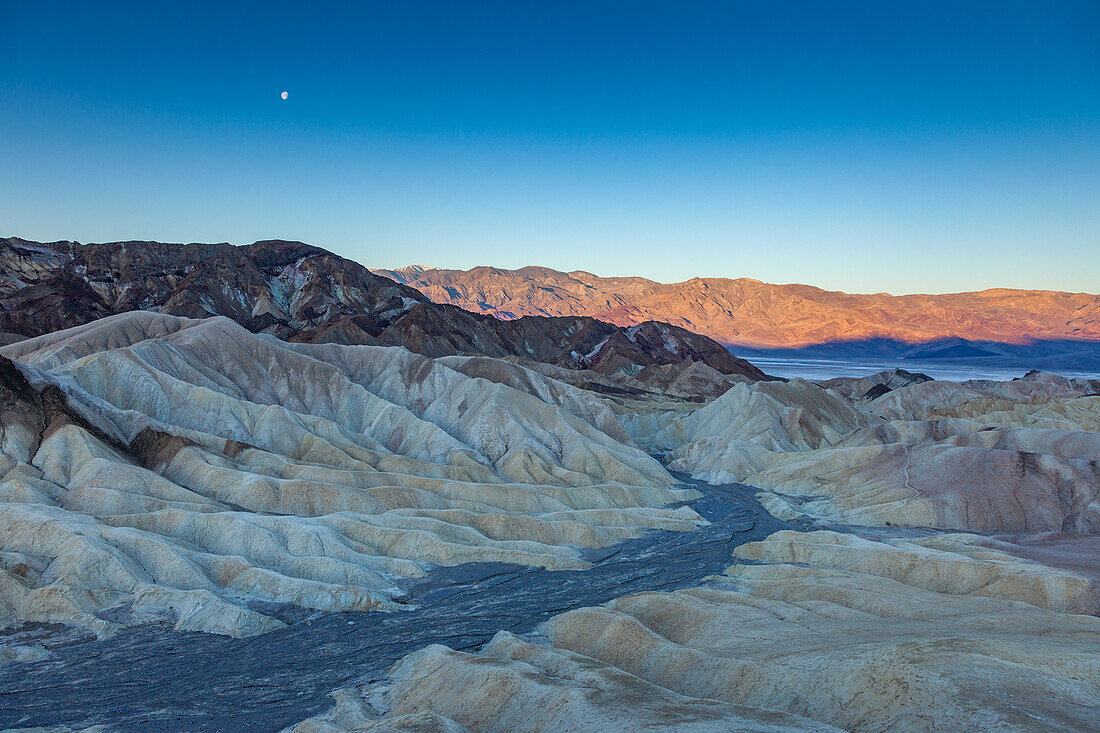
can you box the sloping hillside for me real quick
[375,264,1100,351]
[0,238,765,383]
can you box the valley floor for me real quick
[0,475,790,731]
[745,355,1100,382]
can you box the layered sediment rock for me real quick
[294,529,1100,732]
[644,371,1100,532]
[0,312,702,639]
[291,631,840,732]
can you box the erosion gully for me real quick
[0,474,802,732]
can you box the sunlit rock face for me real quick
[0,311,703,639]
[291,528,1100,733]
[374,264,1100,352]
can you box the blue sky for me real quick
[1,1,1097,293]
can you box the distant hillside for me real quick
[374,265,1100,367]
[0,238,765,383]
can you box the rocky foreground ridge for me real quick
[0,311,703,643]
[376,264,1100,354]
[296,530,1099,732]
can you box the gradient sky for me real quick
[2,1,1098,294]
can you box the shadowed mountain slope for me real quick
[0,238,765,383]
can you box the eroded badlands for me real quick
[290,360,1100,732]
[300,529,1097,732]
[650,371,1100,532]
[0,310,1097,732]
[0,312,699,643]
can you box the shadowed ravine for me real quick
[0,474,801,732]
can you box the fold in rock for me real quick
[299,529,1100,732]
[0,312,702,640]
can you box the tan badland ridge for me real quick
[373,265,1100,349]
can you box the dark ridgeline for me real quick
[0,237,765,382]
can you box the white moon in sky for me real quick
[281,91,288,100]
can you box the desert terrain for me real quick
[0,242,1095,732]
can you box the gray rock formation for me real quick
[0,312,702,639]
[292,528,1100,732]
[631,370,1100,532]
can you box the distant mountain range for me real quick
[6,236,1096,377]
[375,265,1100,371]
[0,238,764,386]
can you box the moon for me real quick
[280,91,288,100]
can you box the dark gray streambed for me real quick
[0,475,793,732]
